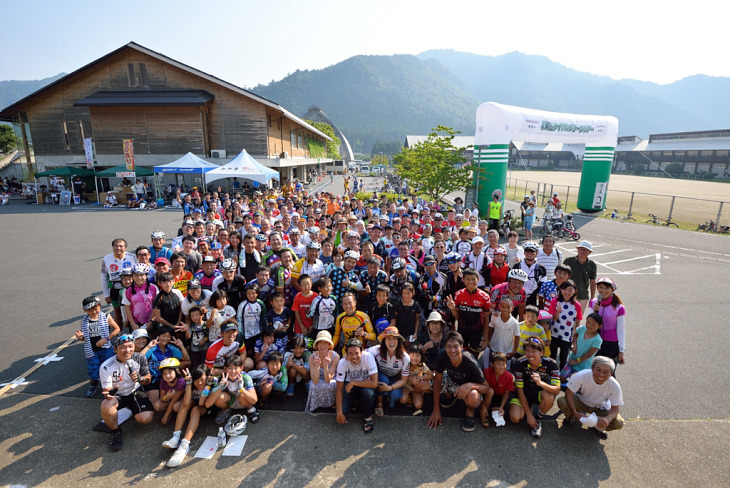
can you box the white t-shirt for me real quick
[335,351,378,383]
[567,369,624,409]
[489,314,520,354]
[181,290,212,318]
[367,345,410,378]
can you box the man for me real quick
[212,259,247,311]
[172,220,195,252]
[263,232,290,269]
[99,334,154,451]
[329,250,365,302]
[512,241,546,307]
[564,240,597,313]
[427,331,490,432]
[101,238,137,326]
[558,356,624,439]
[484,229,502,261]
[461,236,491,289]
[288,228,307,259]
[336,338,378,434]
[537,235,562,281]
[239,233,263,282]
[181,236,202,274]
[291,241,325,292]
[417,255,447,314]
[149,230,172,262]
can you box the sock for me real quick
[172,431,181,439]
[247,406,257,413]
[179,439,190,447]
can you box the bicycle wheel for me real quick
[557,229,565,238]
[668,222,679,228]
[645,219,654,224]
[572,232,581,241]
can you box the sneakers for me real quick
[530,421,543,439]
[167,442,189,468]
[286,384,295,397]
[86,384,99,397]
[439,394,457,409]
[214,408,231,425]
[110,428,123,451]
[462,416,476,432]
[162,434,181,449]
[247,407,260,424]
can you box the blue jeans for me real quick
[341,382,375,418]
[87,347,115,382]
[376,372,403,408]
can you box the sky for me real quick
[2,0,727,87]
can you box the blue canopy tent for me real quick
[204,149,280,187]
[153,152,219,201]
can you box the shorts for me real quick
[109,286,122,308]
[509,389,542,408]
[86,347,115,381]
[143,378,161,392]
[460,328,484,353]
[117,389,154,415]
[244,334,260,356]
[228,388,254,409]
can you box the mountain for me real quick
[0,74,66,111]
[251,55,478,153]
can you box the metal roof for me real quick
[75,90,214,107]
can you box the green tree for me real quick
[393,125,484,201]
[305,120,341,159]
[665,162,684,176]
[371,153,389,166]
[0,125,18,154]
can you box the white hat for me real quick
[577,240,593,251]
[471,236,484,244]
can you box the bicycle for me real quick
[538,216,553,239]
[561,215,581,241]
[645,214,679,228]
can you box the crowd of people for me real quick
[79,181,626,467]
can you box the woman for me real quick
[589,277,626,367]
[305,331,340,412]
[453,197,464,215]
[180,280,212,324]
[368,327,409,417]
[223,231,242,265]
[418,311,446,371]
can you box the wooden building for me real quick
[0,42,332,184]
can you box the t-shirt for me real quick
[394,300,422,337]
[153,289,184,326]
[484,367,515,396]
[367,345,410,378]
[266,307,292,339]
[160,376,187,402]
[538,280,560,310]
[369,302,396,334]
[517,322,548,355]
[563,257,597,300]
[335,351,378,383]
[99,352,150,396]
[145,345,183,383]
[206,305,236,343]
[435,349,485,386]
[573,325,603,371]
[567,368,623,409]
[292,292,318,334]
[189,321,209,352]
[181,290,212,318]
[205,333,246,368]
[549,299,583,341]
[489,314,520,354]
[512,356,560,399]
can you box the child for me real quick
[152,272,184,339]
[488,248,509,288]
[237,284,267,354]
[536,310,553,358]
[75,296,120,397]
[266,292,292,352]
[206,355,259,426]
[565,313,603,378]
[505,231,524,267]
[369,284,396,335]
[283,336,311,396]
[145,325,191,406]
[122,263,159,331]
[274,250,296,308]
[132,328,149,353]
[401,346,433,415]
[206,290,237,344]
[186,306,208,369]
[247,266,276,305]
[249,351,289,406]
[394,283,422,347]
[254,327,287,369]
[486,297,520,366]
[480,352,514,428]
[308,277,338,338]
[291,275,318,340]
[549,279,583,370]
[516,305,548,356]
[119,269,134,332]
[155,358,186,426]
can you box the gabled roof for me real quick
[0,42,331,141]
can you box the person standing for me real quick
[101,238,137,327]
[488,193,503,231]
[564,241,597,313]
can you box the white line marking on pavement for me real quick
[589,249,631,258]
[603,254,658,266]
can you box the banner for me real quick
[83,138,94,169]
[521,116,608,139]
[123,139,135,172]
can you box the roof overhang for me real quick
[75,90,214,107]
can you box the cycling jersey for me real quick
[99,352,150,396]
[453,240,472,257]
[237,299,266,339]
[453,287,490,331]
[461,251,492,288]
[490,282,527,311]
[308,295,338,331]
[193,269,222,291]
[291,257,325,283]
[101,252,137,297]
[205,333,246,368]
[122,283,158,325]
[333,311,375,353]
[149,246,172,262]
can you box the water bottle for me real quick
[217,427,227,448]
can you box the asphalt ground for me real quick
[1,175,729,487]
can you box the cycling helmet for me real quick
[344,250,360,261]
[121,268,134,276]
[493,247,508,256]
[306,241,321,250]
[537,310,552,323]
[131,328,149,340]
[374,317,391,334]
[225,414,248,437]
[150,230,165,239]
[132,263,150,275]
[507,268,528,282]
[220,258,237,271]
[444,252,460,264]
[523,241,539,252]
[159,358,181,370]
[391,257,406,270]
[597,277,616,290]
[254,234,267,241]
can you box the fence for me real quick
[506,177,730,229]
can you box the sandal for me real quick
[481,416,490,428]
[374,407,384,417]
[363,418,374,434]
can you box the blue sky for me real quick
[3,0,726,86]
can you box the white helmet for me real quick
[132,263,150,275]
[224,414,248,436]
[220,258,237,271]
[150,230,165,239]
[391,257,406,271]
[507,268,528,282]
[344,250,360,261]
[523,241,539,252]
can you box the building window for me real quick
[138,63,148,86]
[127,63,136,87]
[62,121,70,150]
[298,132,303,149]
[290,130,296,149]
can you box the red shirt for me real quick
[484,367,515,396]
[489,262,510,287]
[292,291,318,334]
[489,282,526,311]
[454,287,490,330]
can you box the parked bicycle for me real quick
[606,208,637,222]
[559,214,581,240]
[646,214,679,228]
[697,220,730,233]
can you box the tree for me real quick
[305,120,341,159]
[393,125,484,201]
[371,153,388,166]
[665,162,685,176]
[0,125,18,154]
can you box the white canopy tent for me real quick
[153,152,219,174]
[204,149,280,186]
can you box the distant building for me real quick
[301,105,354,162]
[0,42,332,184]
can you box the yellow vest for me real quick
[489,201,502,219]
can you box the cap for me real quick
[210,242,222,250]
[577,240,593,251]
[154,257,170,266]
[471,236,484,244]
[221,322,238,333]
[371,225,383,231]
[188,279,202,289]
[82,296,101,310]
[289,228,301,235]
[423,255,436,265]
[183,220,194,227]
[131,328,149,340]
[203,255,216,263]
